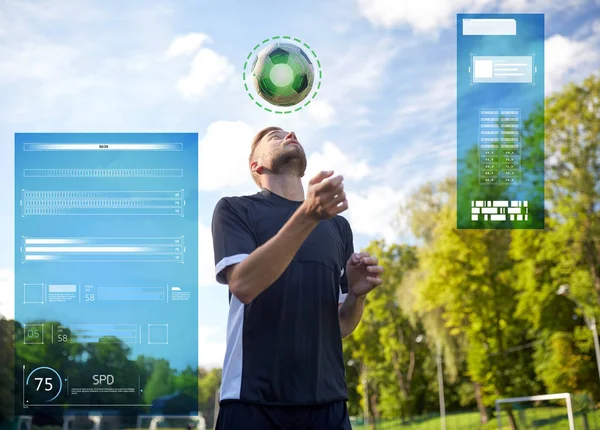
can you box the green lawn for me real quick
[348,408,600,430]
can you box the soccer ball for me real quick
[251,43,314,107]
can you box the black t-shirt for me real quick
[211,188,354,406]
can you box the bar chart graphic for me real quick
[23,169,183,178]
[70,324,139,344]
[22,190,184,216]
[21,237,185,262]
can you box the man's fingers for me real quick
[316,175,344,193]
[367,265,384,274]
[366,276,383,286]
[361,256,378,266]
[309,170,334,186]
[331,199,348,215]
[320,180,344,203]
[351,252,370,264]
[325,190,346,209]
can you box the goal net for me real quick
[495,393,575,430]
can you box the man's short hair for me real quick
[249,126,282,188]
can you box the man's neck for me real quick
[261,174,304,202]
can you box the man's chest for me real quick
[253,210,346,272]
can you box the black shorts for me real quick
[215,400,352,430]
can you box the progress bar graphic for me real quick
[21,237,185,262]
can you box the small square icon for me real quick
[148,324,168,345]
[24,284,44,304]
[474,60,493,79]
[24,323,44,344]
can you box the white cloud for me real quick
[198,325,226,369]
[356,0,488,33]
[198,121,257,192]
[327,37,399,97]
[345,186,405,243]
[166,33,211,58]
[176,48,235,101]
[500,0,588,12]
[307,99,335,125]
[390,73,455,133]
[304,36,400,130]
[304,141,370,183]
[545,30,600,95]
[199,222,216,287]
[355,0,588,33]
[0,269,14,319]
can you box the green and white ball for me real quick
[251,43,314,107]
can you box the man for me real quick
[211,126,384,429]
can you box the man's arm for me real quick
[225,171,347,304]
[338,291,366,337]
[225,205,317,304]
[338,252,383,337]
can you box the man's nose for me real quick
[286,131,297,140]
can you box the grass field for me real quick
[9,408,600,430]
[348,408,600,430]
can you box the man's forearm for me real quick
[339,291,366,337]
[228,205,318,304]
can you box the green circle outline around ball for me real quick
[243,36,322,114]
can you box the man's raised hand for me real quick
[302,170,348,220]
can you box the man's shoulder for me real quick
[330,214,352,235]
[215,192,263,210]
[332,214,351,227]
[214,193,261,220]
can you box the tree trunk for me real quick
[507,409,519,430]
[369,392,378,430]
[582,410,590,430]
[474,383,489,424]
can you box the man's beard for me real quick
[268,146,307,177]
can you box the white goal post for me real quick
[136,414,206,430]
[495,393,574,430]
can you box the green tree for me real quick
[543,75,600,307]
[347,241,434,424]
[175,365,199,398]
[143,359,176,404]
[198,367,222,428]
[511,73,600,403]
[0,318,14,422]
[401,179,483,419]
[413,187,539,429]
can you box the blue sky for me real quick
[0,0,599,368]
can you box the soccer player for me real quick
[211,126,384,429]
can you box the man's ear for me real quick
[250,160,262,174]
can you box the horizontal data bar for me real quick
[24,246,181,253]
[22,208,183,216]
[98,287,165,294]
[70,324,138,343]
[22,190,184,216]
[97,287,165,301]
[24,254,183,262]
[23,191,183,198]
[24,237,183,245]
[48,285,77,293]
[23,169,183,178]
[22,237,184,263]
[23,143,182,151]
[463,19,516,36]
[99,293,164,301]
